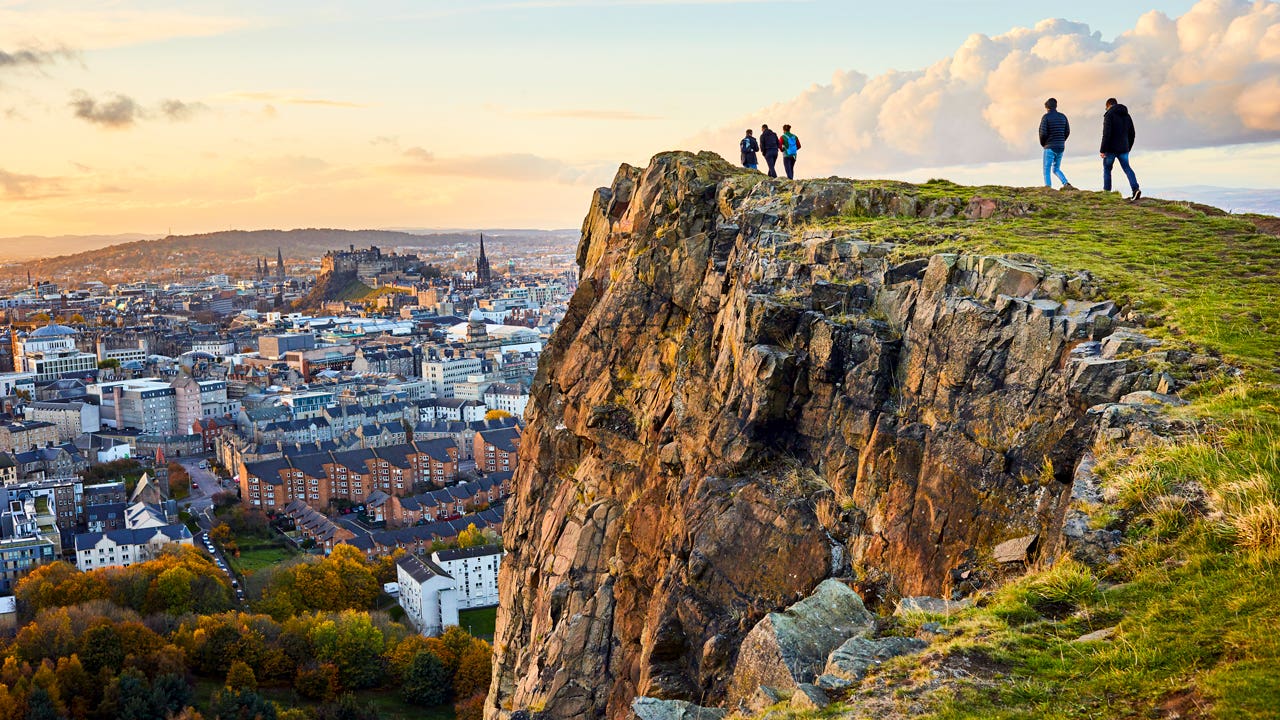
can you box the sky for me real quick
[1,0,1277,242]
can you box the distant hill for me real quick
[0,233,158,263]
[0,227,576,287]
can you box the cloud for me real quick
[0,169,64,199]
[69,91,140,128]
[0,47,67,68]
[159,98,208,121]
[692,0,1280,176]
[225,91,367,108]
[387,151,609,184]
[69,91,209,127]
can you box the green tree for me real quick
[26,687,60,720]
[150,673,192,717]
[313,694,379,720]
[80,623,125,675]
[208,689,276,720]
[97,358,120,370]
[308,611,385,690]
[225,660,257,692]
[150,566,196,614]
[401,651,450,706]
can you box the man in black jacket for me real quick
[1038,98,1072,189]
[1100,98,1141,201]
[759,124,780,178]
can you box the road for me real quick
[176,458,246,604]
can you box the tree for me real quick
[401,651,450,706]
[454,693,486,720]
[313,694,379,720]
[308,611,385,690]
[98,358,121,370]
[456,524,485,549]
[483,409,512,421]
[26,687,60,720]
[151,673,192,716]
[207,689,276,720]
[452,642,492,700]
[30,312,51,323]
[225,660,257,692]
[293,664,340,702]
[80,623,125,675]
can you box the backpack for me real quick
[741,137,755,153]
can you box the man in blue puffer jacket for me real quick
[1038,98,1072,189]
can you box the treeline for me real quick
[4,546,492,719]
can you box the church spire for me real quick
[276,247,285,278]
[476,233,492,285]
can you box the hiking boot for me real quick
[1060,184,1077,191]
[1129,189,1142,201]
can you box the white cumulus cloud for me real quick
[692,0,1280,176]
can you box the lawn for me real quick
[228,543,299,575]
[458,606,498,641]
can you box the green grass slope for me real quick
[757,181,1279,720]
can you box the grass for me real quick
[743,177,1280,719]
[458,606,498,640]
[228,543,300,575]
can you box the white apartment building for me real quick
[431,545,502,609]
[421,356,483,399]
[0,372,36,399]
[396,554,459,637]
[74,525,193,570]
[482,383,529,418]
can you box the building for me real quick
[0,498,58,592]
[90,379,178,435]
[482,383,529,418]
[0,372,35,400]
[0,421,59,452]
[239,439,460,511]
[13,324,98,382]
[431,544,502,609]
[396,554,458,637]
[476,235,492,285]
[73,525,194,570]
[172,378,238,433]
[421,356,483,399]
[23,401,100,442]
[475,426,521,474]
[259,333,316,360]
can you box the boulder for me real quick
[814,674,854,692]
[895,596,972,616]
[789,684,831,711]
[992,534,1038,564]
[630,697,727,720]
[823,636,928,682]
[740,686,782,715]
[727,579,874,701]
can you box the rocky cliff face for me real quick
[487,152,1159,719]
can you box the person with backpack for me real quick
[759,124,780,178]
[1038,98,1073,189]
[780,124,801,179]
[739,129,759,170]
[1100,97,1141,201]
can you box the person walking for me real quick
[739,129,759,170]
[1100,97,1141,201]
[1038,98,1072,189]
[780,124,801,179]
[759,124,780,178]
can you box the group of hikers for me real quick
[1039,97,1142,200]
[735,98,1142,201]
[739,124,801,179]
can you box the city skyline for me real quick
[1,0,1278,248]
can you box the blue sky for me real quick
[0,0,1273,237]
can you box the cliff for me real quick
[487,152,1273,719]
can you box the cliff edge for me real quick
[486,152,1261,719]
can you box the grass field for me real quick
[458,606,498,640]
[228,544,299,575]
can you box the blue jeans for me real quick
[1042,148,1068,187]
[1103,152,1139,193]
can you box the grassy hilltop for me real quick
[747,181,1279,719]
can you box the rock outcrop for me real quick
[487,152,1174,720]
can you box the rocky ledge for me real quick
[486,152,1214,720]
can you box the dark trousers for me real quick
[763,151,778,178]
[783,155,796,180]
[1103,152,1139,193]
